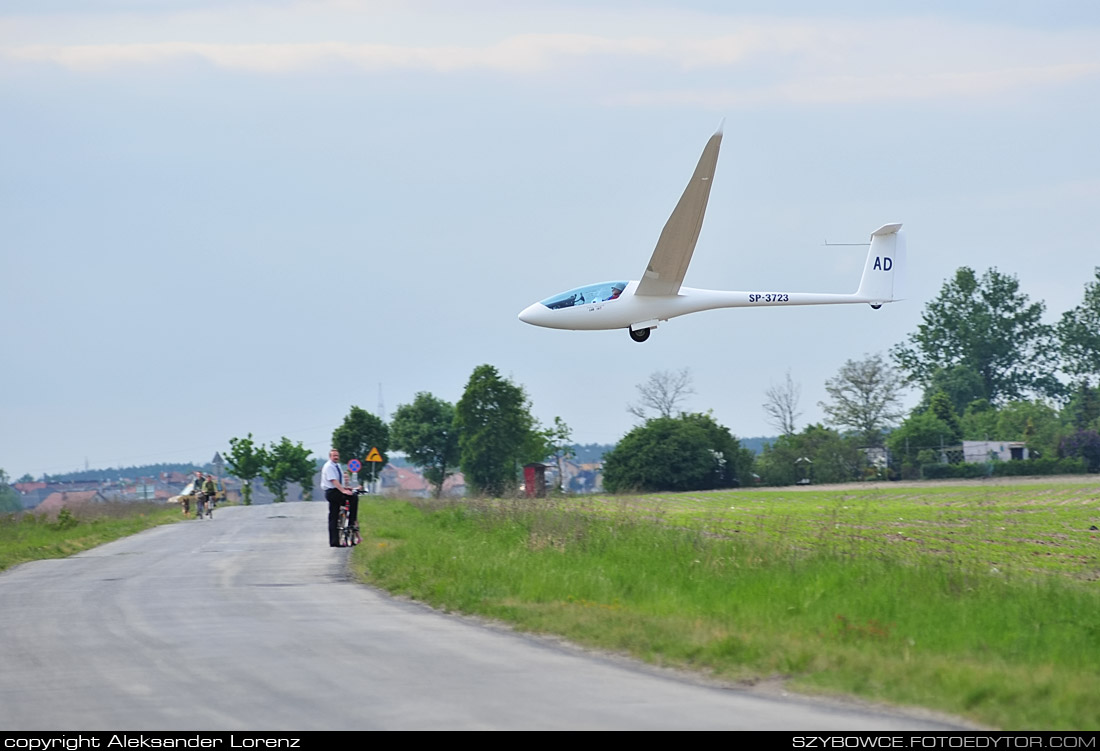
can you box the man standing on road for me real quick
[321,448,358,547]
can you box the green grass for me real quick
[0,502,183,572]
[350,481,1100,730]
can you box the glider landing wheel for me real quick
[629,327,651,343]
[870,303,882,310]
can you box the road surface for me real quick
[0,502,968,730]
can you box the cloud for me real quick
[611,63,1100,108]
[3,13,1100,107]
[3,35,665,74]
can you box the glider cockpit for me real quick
[541,281,628,310]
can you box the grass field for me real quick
[0,502,182,573]
[350,477,1100,730]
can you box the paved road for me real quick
[0,503,967,731]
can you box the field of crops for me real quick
[594,478,1100,581]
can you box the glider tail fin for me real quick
[855,223,905,304]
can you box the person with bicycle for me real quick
[187,470,204,518]
[321,448,359,547]
[201,474,216,518]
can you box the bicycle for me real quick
[196,492,213,520]
[337,489,366,547]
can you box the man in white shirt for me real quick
[321,448,358,547]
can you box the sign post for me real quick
[365,447,383,493]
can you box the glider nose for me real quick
[518,302,545,326]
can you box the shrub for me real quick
[1060,430,1100,473]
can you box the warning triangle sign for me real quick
[365,447,383,463]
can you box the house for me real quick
[379,465,432,497]
[441,472,466,497]
[117,478,158,501]
[962,441,1029,463]
[35,491,108,515]
[13,481,47,494]
[14,482,48,509]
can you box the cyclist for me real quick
[321,448,359,547]
[201,474,216,518]
[189,470,204,518]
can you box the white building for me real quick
[962,441,1029,464]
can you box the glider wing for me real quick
[635,129,723,297]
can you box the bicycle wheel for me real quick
[337,507,349,547]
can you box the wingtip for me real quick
[714,117,725,136]
[871,223,903,237]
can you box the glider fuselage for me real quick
[518,282,881,331]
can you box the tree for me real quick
[226,433,265,505]
[926,391,962,444]
[627,368,694,420]
[0,469,21,515]
[1063,381,1100,432]
[454,364,544,497]
[886,411,957,475]
[960,399,998,441]
[993,400,1063,458]
[602,413,752,493]
[922,364,989,417]
[762,369,802,436]
[892,266,1061,404]
[1057,267,1100,386]
[819,353,905,446]
[332,406,389,486]
[681,412,755,489]
[542,416,575,494]
[260,437,314,503]
[285,444,318,501]
[390,392,459,498]
[1060,430,1100,473]
[757,425,865,486]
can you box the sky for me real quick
[3,1,1099,480]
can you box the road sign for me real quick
[365,447,383,463]
[347,459,361,473]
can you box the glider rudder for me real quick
[855,223,904,305]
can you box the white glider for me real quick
[518,128,906,342]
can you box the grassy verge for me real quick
[350,485,1100,730]
[0,502,183,573]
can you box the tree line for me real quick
[225,364,581,501]
[758,266,1100,482]
[223,434,315,504]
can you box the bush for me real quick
[603,413,751,493]
[921,458,1088,479]
[921,462,990,480]
[992,457,1086,476]
[52,508,79,530]
[1060,430,1100,473]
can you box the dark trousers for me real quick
[325,488,358,545]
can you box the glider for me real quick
[517,127,905,342]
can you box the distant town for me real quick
[0,436,783,514]
[7,441,671,513]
